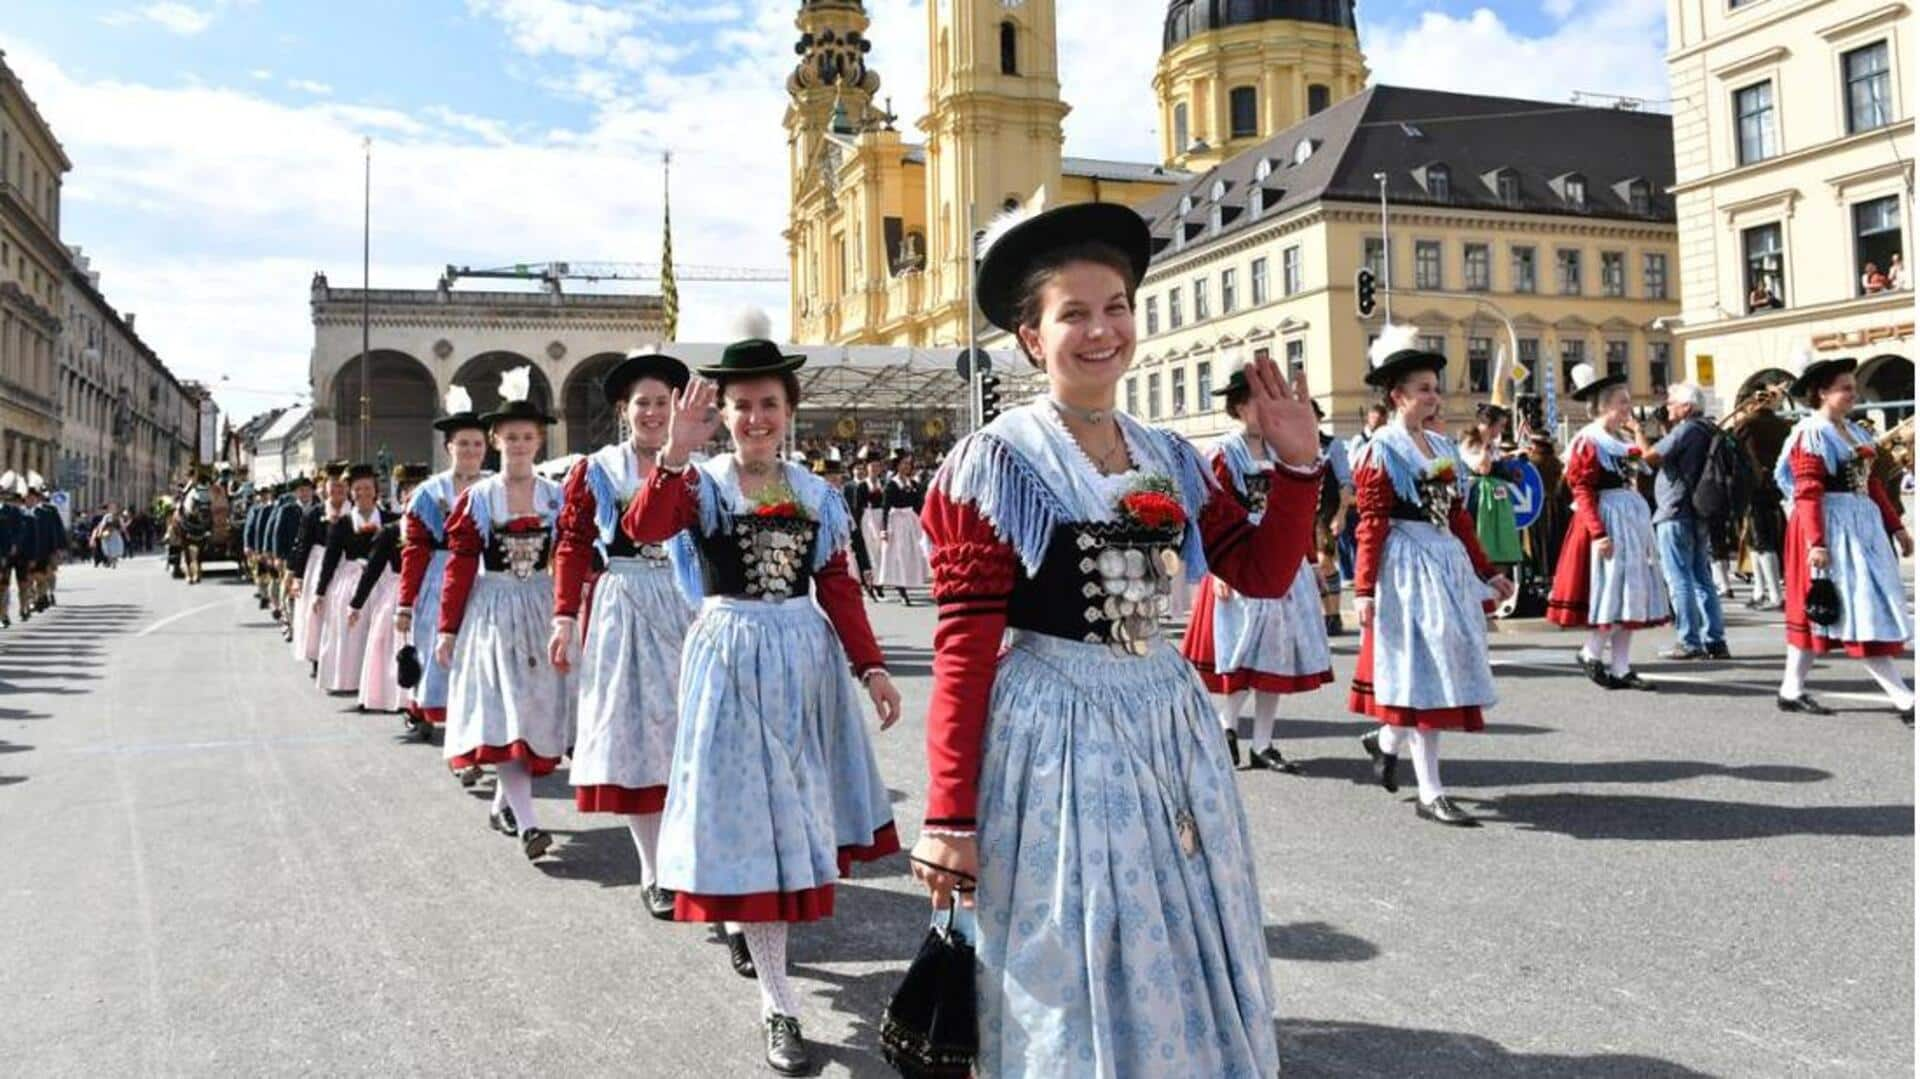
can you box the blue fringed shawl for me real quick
[690,455,853,574]
[1353,423,1467,506]
[585,443,702,602]
[1773,415,1870,499]
[931,402,1217,583]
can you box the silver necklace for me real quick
[1048,397,1110,426]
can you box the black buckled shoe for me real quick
[489,807,518,836]
[643,883,677,921]
[764,1013,812,1076]
[1610,670,1657,692]
[1416,795,1480,827]
[1224,727,1242,769]
[727,931,758,979]
[1579,654,1611,688]
[1776,694,1834,716]
[457,764,484,788]
[1900,705,1915,728]
[520,827,552,860]
[1360,730,1398,793]
[1250,747,1302,774]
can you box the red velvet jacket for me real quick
[918,461,1322,830]
[621,465,885,675]
[436,488,553,635]
[551,458,602,620]
[1351,464,1495,600]
[1787,444,1903,549]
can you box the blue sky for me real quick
[2,1,1669,419]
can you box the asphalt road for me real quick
[0,556,1911,1077]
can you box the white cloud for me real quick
[1361,1,1670,106]
[116,2,215,35]
[249,68,272,80]
[286,78,333,96]
[465,0,636,59]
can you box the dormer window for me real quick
[1179,193,1195,216]
[1209,206,1223,236]
[1292,139,1316,166]
[1565,174,1587,209]
[1498,172,1520,205]
[1210,178,1228,201]
[1248,188,1263,219]
[1426,164,1450,201]
[1628,180,1650,215]
[1254,158,1274,183]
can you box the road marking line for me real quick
[1491,660,1892,705]
[134,598,238,637]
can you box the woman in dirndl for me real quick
[314,463,384,694]
[395,390,490,761]
[1772,357,1914,721]
[290,463,347,676]
[876,450,928,604]
[350,463,431,718]
[624,328,901,1076]
[1181,360,1333,774]
[908,203,1326,1078]
[1547,363,1673,690]
[1349,325,1517,828]
[549,351,700,920]
[434,367,575,860]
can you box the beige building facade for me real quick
[1127,86,1682,443]
[1666,0,1913,409]
[58,248,199,510]
[0,49,69,480]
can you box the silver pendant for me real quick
[1175,809,1200,857]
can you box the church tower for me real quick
[785,1,884,335]
[1154,0,1369,173]
[920,0,1070,341]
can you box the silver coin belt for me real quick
[1073,525,1183,657]
[737,519,817,599]
[1417,474,1459,528]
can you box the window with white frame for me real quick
[1145,296,1159,336]
[1364,237,1386,283]
[1854,195,1903,294]
[1605,339,1629,379]
[1285,339,1304,375]
[1415,241,1442,289]
[1601,251,1626,297]
[1196,360,1213,401]
[1559,338,1586,388]
[1172,367,1188,415]
[1512,245,1537,293]
[1250,257,1270,304]
[1844,41,1892,134]
[1464,243,1490,291]
[1467,336,1493,393]
[1743,222,1785,307]
[1220,267,1238,314]
[1147,372,1163,419]
[1648,342,1671,392]
[1282,246,1301,295]
[1643,252,1668,300]
[1169,286,1184,328]
[1193,277,1210,321]
[1556,248,1582,295]
[1125,376,1139,415]
[1734,81,1777,165]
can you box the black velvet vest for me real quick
[694,516,819,600]
[1005,522,1184,654]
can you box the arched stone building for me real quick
[308,273,665,468]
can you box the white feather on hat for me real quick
[1366,323,1421,370]
[444,384,473,415]
[729,307,774,341]
[975,203,1033,261]
[0,471,15,496]
[1787,345,1816,378]
[1570,362,1598,394]
[26,470,45,491]
[497,366,532,405]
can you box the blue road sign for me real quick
[1509,458,1546,530]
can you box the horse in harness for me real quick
[173,482,217,584]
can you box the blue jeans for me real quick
[1656,517,1726,650]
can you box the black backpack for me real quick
[1691,420,1755,524]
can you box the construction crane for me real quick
[440,260,787,295]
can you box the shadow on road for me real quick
[1431,759,1829,789]
[1278,1018,1715,1077]
[1267,921,1378,963]
[1471,792,1914,841]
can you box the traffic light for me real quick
[977,373,1003,424]
[1355,267,1376,318]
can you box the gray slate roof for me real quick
[1135,85,1676,268]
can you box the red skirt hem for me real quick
[1786,629,1910,658]
[670,823,900,925]
[1347,686,1486,732]
[448,740,563,778]
[1200,668,1335,695]
[574,784,668,815]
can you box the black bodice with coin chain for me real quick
[1005,521,1184,655]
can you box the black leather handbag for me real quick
[880,895,977,1078]
[1804,569,1842,627]
[395,644,424,689]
